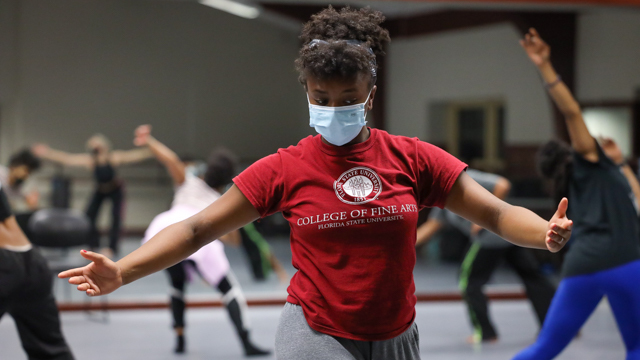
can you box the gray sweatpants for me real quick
[275,302,421,360]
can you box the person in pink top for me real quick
[60,7,573,360]
[135,125,270,356]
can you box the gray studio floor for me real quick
[0,301,624,359]
[0,237,627,359]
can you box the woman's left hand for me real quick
[546,197,573,252]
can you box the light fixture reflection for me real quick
[199,0,260,19]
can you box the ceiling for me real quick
[253,0,629,20]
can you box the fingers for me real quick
[551,221,573,240]
[77,283,91,291]
[530,28,540,37]
[546,237,563,253]
[547,229,565,244]
[58,267,85,279]
[67,275,87,285]
[80,249,106,264]
[546,229,566,253]
[555,197,569,218]
[69,275,101,296]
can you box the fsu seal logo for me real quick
[334,167,383,205]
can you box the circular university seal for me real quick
[334,167,383,205]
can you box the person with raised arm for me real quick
[32,134,153,257]
[512,28,640,360]
[60,8,572,359]
[133,125,270,356]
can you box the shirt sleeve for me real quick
[233,153,286,218]
[415,140,467,210]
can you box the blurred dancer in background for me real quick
[33,134,153,257]
[134,125,270,356]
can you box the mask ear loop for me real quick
[363,88,374,119]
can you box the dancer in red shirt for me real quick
[60,7,572,359]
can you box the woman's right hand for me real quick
[58,250,123,296]
[134,125,152,147]
[599,137,624,165]
[519,28,550,68]
[31,143,50,157]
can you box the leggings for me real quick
[459,243,555,340]
[513,259,640,360]
[239,222,272,281]
[86,185,124,254]
[166,261,251,342]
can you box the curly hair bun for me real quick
[295,6,390,87]
[300,6,389,57]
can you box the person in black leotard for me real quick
[32,133,153,257]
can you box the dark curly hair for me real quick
[204,147,238,190]
[537,139,573,204]
[9,149,41,172]
[295,6,390,88]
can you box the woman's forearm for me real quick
[117,221,200,285]
[145,136,186,185]
[415,219,443,246]
[537,62,597,157]
[495,205,548,249]
[537,63,581,118]
[446,172,569,252]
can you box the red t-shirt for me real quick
[233,128,466,341]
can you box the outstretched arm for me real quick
[470,175,511,235]
[415,218,444,247]
[31,144,92,169]
[133,125,186,185]
[269,253,289,284]
[110,148,154,167]
[520,28,597,161]
[59,185,260,296]
[446,172,572,252]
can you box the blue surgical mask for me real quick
[308,90,371,146]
